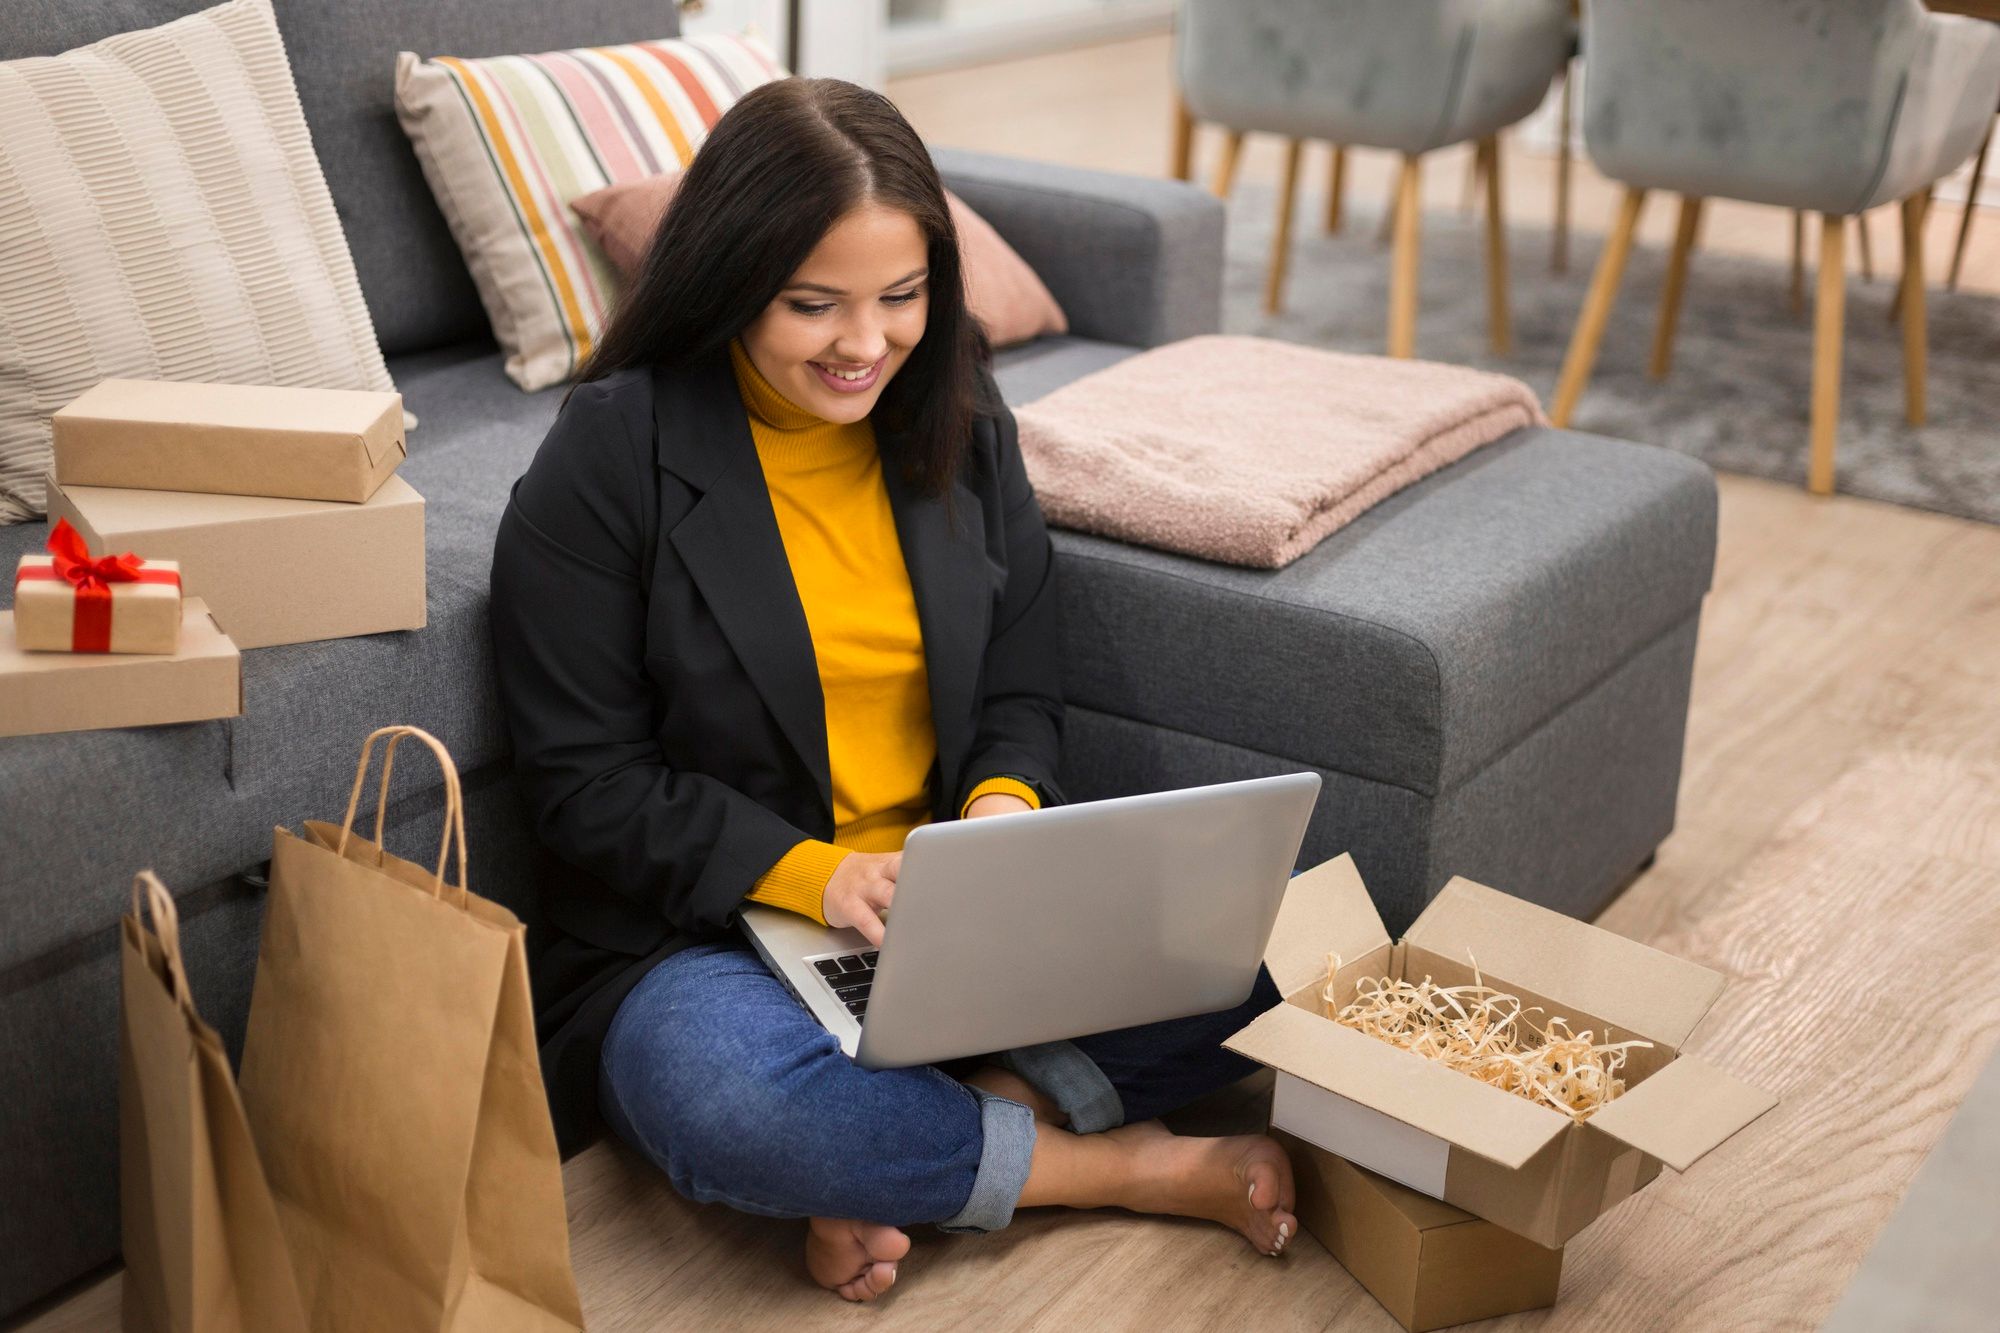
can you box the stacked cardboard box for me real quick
[1233,855,1778,1329]
[3,381,425,736]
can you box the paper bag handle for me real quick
[130,870,194,1009]
[336,725,470,908]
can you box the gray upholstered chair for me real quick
[1552,0,2000,495]
[1946,106,1994,290]
[1172,0,1573,356]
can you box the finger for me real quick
[886,852,902,878]
[857,911,884,948]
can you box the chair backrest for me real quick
[2,0,685,358]
[1581,0,1925,214]
[1177,0,1569,155]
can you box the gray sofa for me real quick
[0,0,1716,1318]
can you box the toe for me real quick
[865,1225,913,1264]
[867,1260,899,1296]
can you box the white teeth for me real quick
[819,363,871,382]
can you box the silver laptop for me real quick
[737,772,1321,1070]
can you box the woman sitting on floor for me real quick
[488,76,1297,1303]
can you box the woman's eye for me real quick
[883,289,922,306]
[789,301,834,316]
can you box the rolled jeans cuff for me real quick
[993,1038,1125,1134]
[936,1086,1037,1234]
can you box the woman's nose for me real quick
[829,315,889,365]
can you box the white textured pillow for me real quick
[0,0,398,525]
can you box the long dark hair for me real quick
[576,78,991,504]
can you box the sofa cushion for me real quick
[1052,429,1717,797]
[0,2,688,360]
[990,335,1138,405]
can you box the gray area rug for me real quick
[1220,182,2000,525]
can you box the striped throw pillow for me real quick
[395,34,787,393]
[0,0,399,526]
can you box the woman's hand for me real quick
[963,792,1034,819]
[822,850,901,947]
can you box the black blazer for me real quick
[489,348,1067,1152]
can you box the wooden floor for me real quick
[24,32,2000,1333]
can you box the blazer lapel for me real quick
[880,427,988,821]
[658,354,834,823]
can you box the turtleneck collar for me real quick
[729,338,829,433]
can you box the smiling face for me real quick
[739,200,931,424]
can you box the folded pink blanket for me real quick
[1012,335,1547,568]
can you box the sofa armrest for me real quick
[931,146,1223,349]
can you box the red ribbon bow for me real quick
[46,517,147,592]
[14,517,180,652]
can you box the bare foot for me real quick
[1109,1120,1298,1256]
[805,1216,912,1302]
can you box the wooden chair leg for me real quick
[1551,186,1647,427]
[1171,97,1195,181]
[1389,154,1423,358]
[1790,210,1806,314]
[1901,193,1928,426]
[1650,195,1704,380]
[1809,213,1846,496]
[1460,144,1480,215]
[1889,185,1933,324]
[1554,65,1573,274]
[1325,144,1347,234]
[1210,129,1244,199]
[1265,137,1304,315]
[1480,136,1512,356]
[1855,212,1874,281]
[1947,117,1993,292]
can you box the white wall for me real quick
[680,0,889,88]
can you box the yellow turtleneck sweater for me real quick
[731,341,1040,924]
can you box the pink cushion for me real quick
[570,172,1067,348]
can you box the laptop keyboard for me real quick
[812,950,879,1019]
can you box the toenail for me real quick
[1279,1222,1290,1241]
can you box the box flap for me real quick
[1585,1052,1777,1172]
[1263,853,1390,998]
[1404,878,1726,1046]
[359,398,407,468]
[1225,1001,1569,1170]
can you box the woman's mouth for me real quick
[808,356,885,394]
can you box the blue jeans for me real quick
[598,935,1282,1234]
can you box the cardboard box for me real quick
[45,472,426,650]
[14,550,181,654]
[1279,1133,1561,1332]
[1,598,241,736]
[1227,855,1777,1249]
[54,379,405,503]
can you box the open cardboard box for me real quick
[1227,855,1777,1249]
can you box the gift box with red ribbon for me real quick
[11,518,183,654]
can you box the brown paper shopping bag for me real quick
[237,726,584,1331]
[119,871,308,1333]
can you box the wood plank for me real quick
[1488,753,2000,1331]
